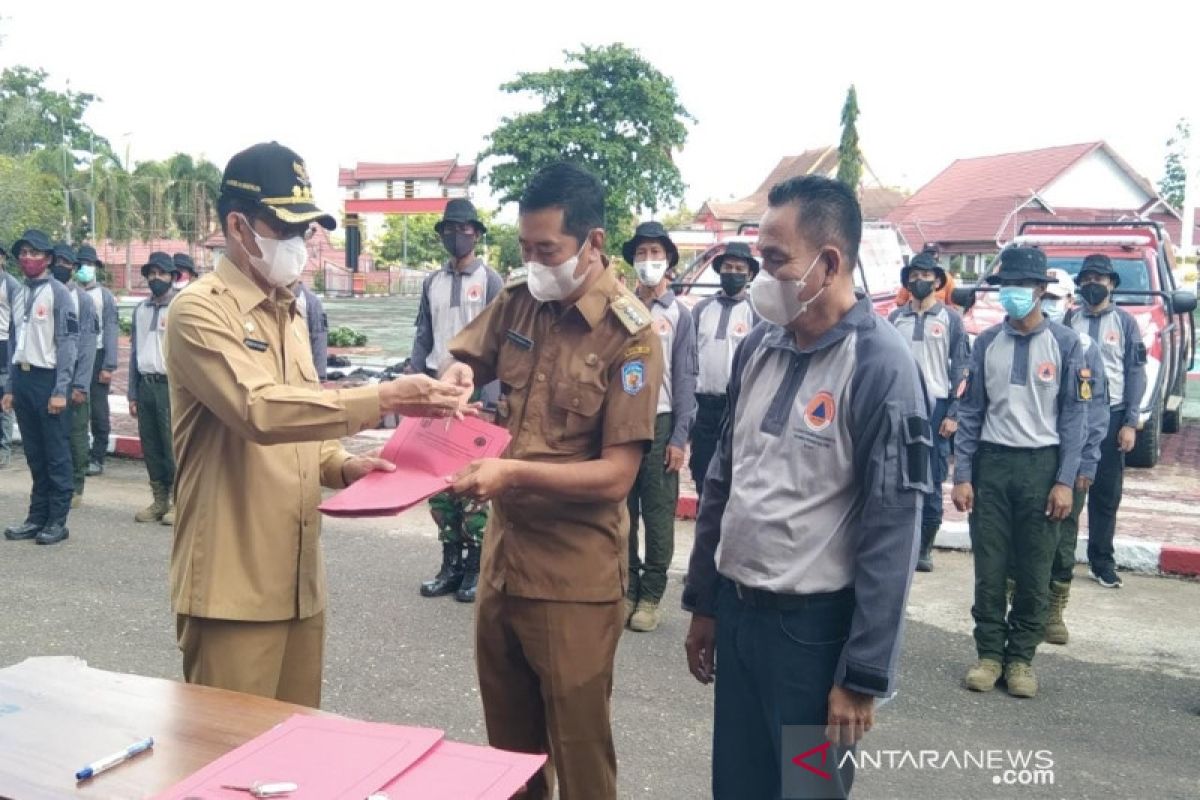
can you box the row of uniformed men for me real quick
[0,235,328,541]
[888,246,1143,699]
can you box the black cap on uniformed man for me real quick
[76,244,104,269]
[987,247,1050,285]
[711,241,760,277]
[172,253,198,279]
[901,250,947,289]
[623,221,679,269]
[435,198,486,262]
[217,142,331,290]
[51,242,77,284]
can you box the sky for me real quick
[3,0,1199,222]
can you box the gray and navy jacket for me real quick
[693,293,759,396]
[1077,333,1109,482]
[294,282,328,380]
[128,296,172,402]
[648,290,698,447]
[84,282,120,373]
[411,258,503,408]
[953,318,1088,487]
[682,298,930,698]
[5,276,79,398]
[66,283,98,396]
[888,301,969,414]
[1064,304,1146,428]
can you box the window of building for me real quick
[386,180,394,199]
[404,180,415,199]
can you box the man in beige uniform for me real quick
[167,142,470,706]
[446,162,664,800]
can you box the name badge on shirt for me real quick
[244,337,269,352]
[505,330,533,350]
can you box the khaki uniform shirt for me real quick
[449,263,664,603]
[166,257,381,621]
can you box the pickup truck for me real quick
[954,221,1197,468]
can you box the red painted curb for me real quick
[1159,546,1200,578]
[677,494,698,520]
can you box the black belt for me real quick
[696,393,727,405]
[14,364,53,374]
[978,442,1056,455]
[140,373,168,384]
[729,580,853,611]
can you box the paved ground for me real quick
[1,458,1198,798]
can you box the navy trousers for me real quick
[12,367,73,526]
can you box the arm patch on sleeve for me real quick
[1134,342,1147,366]
[66,313,79,334]
[902,414,932,490]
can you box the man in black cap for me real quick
[0,243,21,469]
[689,242,759,502]
[410,197,503,604]
[2,230,80,545]
[623,220,697,632]
[952,246,1087,698]
[76,244,119,476]
[129,252,177,525]
[888,251,969,571]
[171,253,199,292]
[166,141,469,705]
[1062,254,1146,589]
[51,243,98,508]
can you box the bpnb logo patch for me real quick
[622,360,646,395]
[804,391,836,432]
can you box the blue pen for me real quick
[75,737,154,781]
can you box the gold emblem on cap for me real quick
[293,161,310,185]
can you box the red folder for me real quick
[377,740,547,799]
[319,415,511,517]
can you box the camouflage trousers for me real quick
[428,491,488,546]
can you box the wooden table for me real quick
[0,657,324,800]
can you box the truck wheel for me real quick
[1127,402,1162,468]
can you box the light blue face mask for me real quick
[75,264,96,284]
[999,286,1036,320]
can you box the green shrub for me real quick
[328,326,368,347]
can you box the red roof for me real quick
[338,159,476,187]
[886,141,1171,251]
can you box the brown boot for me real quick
[1043,580,1070,645]
[134,482,169,523]
[965,658,1003,692]
[629,601,661,632]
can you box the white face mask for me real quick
[749,251,826,327]
[635,259,669,287]
[526,237,590,302]
[242,217,307,288]
[173,278,190,291]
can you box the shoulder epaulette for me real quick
[609,292,651,335]
[505,267,528,288]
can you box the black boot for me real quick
[420,542,464,597]
[916,524,937,572]
[4,520,44,541]
[456,544,481,603]
[35,523,69,545]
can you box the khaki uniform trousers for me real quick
[476,579,624,800]
[176,612,325,708]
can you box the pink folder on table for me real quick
[153,715,444,800]
[319,415,511,517]
[377,740,547,799]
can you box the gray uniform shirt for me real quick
[411,259,503,408]
[67,283,98,394]
[294,282,328,380]
[6,277,79,398]
[1,272,23,344]
[648,291,698,447]
[953,319,1087,487]
[128,296,171,402]
[1065,305,1146,428]
[1078,333,1109,482]
[888,301,969,413]
[683,298,930,697]
[693,294,759,396]
[85,283,120,371]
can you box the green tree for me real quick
[1158,117,1190,212]
[836,85,863,195]
[0,153,64,248]
[484,43,694,251]
[660,203,695,230]
[484,220,522,272]
[376,213,444,267]
[0,66,111,159]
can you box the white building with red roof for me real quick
[887,141,1199,275]
[338,157,477,241]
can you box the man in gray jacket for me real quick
[0,244,22,468]
[683,177,928,799]
[76,245,119,476]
